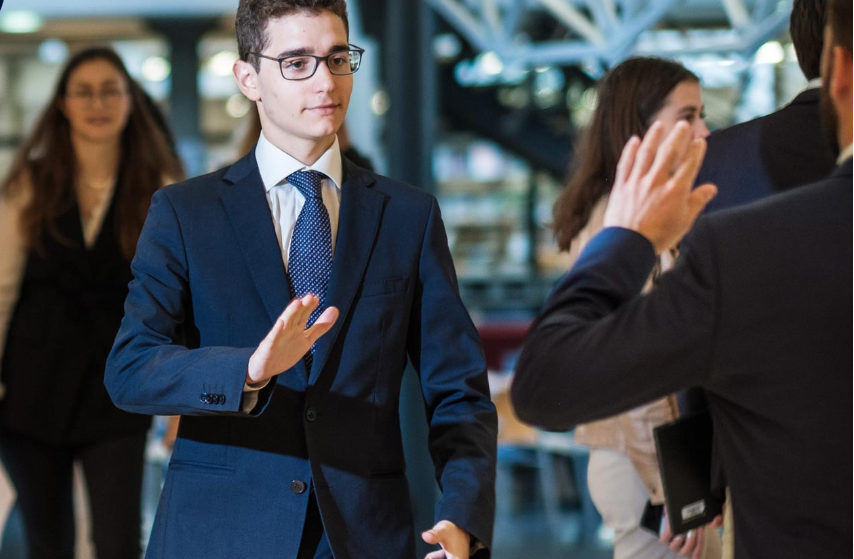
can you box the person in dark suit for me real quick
[0,47,183,558]
[698,0,836,213]
[105,2,497,559]
[510,0,852,556]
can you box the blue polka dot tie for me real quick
[287,170,333,369]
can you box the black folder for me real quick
[653,411,723,534]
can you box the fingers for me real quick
[671,529,698,556]
[422,530,440,546]
[670,138,707,191]
[648,121,692,187]
[425,551,446,559]
[691,526,705,559]
[614,135,641,191]
[306,306,339,344]
[279,294,320,328]
[629,121,665,185]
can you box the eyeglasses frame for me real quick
[247,44,365,81]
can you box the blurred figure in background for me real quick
[0,47,183,559]
[550,57,718,559]
[697,0,835,212]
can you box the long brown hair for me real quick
[552,57,698,251]
[1,46,184,260]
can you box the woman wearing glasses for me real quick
[0,47,182,558]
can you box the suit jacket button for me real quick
[291,480,307,494]
[213,394,221,404]
[305,407,317,422]
[200,392,210,404]
[219,394,226,405]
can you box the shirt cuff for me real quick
[242,379,270,413]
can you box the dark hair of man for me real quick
[1,47,185,261]
[552,57,699,251]
[790,0,827,80]
[828,0,852,53]
[236,0,350,72]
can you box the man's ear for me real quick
[829,46,853,104]
[234,59,261,102]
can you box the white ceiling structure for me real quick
[424,0,792,73]
[4,0,792,74]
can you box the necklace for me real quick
[84,177,114,191]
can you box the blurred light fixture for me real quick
[0,11,44,34]
[226,94,250,118]
[433,33,462,61]
[142,56,171,82]
[755,41,784,65]
[38,39,69,65]
[370,90,390,116]
[208,51,239,77]
[477,51,504,76]
[497,86,530,110]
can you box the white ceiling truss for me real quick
[424,0,793,73]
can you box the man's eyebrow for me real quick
[275,44,351,58]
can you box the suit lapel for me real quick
[309,161,385,384]
[219,151,293,325]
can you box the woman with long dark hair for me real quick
[0,47,183,558]
[552,57,718,559]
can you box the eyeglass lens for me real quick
[280,50,362,80]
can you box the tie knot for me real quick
[287,170,325,199]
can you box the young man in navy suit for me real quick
[512,0,852,557]
[106,1,496,558]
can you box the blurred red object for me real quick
[477,320,533,372]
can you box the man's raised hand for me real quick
[246,294,339,385]
[603,120,717,254]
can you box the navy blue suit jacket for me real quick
[106,154,497,559]
[697,88,836,213]
[512,161,852,559]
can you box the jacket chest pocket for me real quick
[359,275,409,298]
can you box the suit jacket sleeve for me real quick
[511,226,718,431]
[406,198,498,550]
[105,189,268,416]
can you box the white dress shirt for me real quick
[255,132,343,270]
[242,133,344,408]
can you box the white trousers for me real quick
[588,448,721,559]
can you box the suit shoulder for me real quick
[707,167,851,232]
[367,172,437,207]
[157,165,232,206]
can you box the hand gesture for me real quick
[603,120,717,254]
[422,520,471,559]
[659,508,723,559]
[246,294,338,384]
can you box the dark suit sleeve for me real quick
[511,226,719,431]
[406,198,498,550]
[105,189,267,416]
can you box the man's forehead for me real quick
[263,12,348,52]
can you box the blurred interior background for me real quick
[0,1,804,557]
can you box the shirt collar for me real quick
[255,131,343,193]
[805,77,822,90]
[837,143,853,165]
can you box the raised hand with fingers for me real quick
[246,294,339,385]
[603,120,718,254]
[422,520,471,559]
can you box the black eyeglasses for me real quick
[248,45,365,81]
